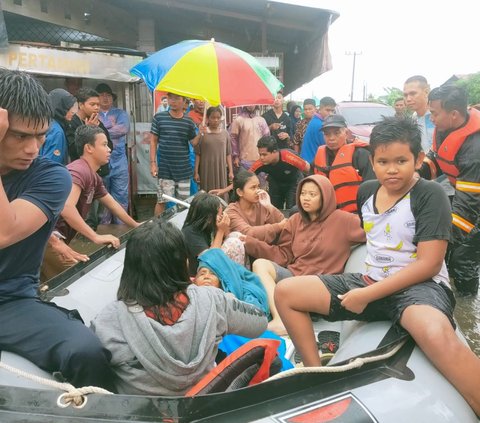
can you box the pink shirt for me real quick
[230,112,270,162]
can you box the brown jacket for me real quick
[245,174,366,275]
[226,201,285,244]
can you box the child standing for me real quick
[275,117,480,415]
[194,106,234,202]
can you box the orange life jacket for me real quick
[433,108,480,186]
[313,142,367,212]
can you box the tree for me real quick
[455,73,480,105]
[376,87,404,106]
[368,87,403,105]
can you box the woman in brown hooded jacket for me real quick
[244,174,366,335]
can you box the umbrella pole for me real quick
[202,102,208,127]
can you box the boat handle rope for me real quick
[0,360,113,408]
[264,338,408,382]
[0,338,407,405]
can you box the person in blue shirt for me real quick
[300,96,336,163]
[39,88,77,165]
[96,83,131,224]
[0,69,114,390]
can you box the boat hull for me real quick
[0,213,478,422]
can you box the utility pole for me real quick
[345,51,362,101]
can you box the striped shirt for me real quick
[151,112,197,181]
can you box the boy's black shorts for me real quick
[317,273,456,329]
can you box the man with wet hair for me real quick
[0,69,114,389]
[420,84,480,295]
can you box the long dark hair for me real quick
[182,192,221,238]
[232,169,256,202]
[117,219,190,308]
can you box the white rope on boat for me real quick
[0,338,408,405]
[264,338,408,382]
[0,360,113,407]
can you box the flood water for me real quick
[454,291,480,355]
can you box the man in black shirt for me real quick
[250,136,309,209]
[262,91,292,149]
[66,88,114,228]
[66,88,113,177]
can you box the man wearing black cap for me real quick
[312,114,375,213]
[96,83,130,224]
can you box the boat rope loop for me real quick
[0,360,113,408]
[265,338,407,382]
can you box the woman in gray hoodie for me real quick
[91,219,267,396]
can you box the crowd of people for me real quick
[1,68,480,415]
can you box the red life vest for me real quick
[433,108,480,186]
[313,142,367,212]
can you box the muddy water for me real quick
[454,293,480,355]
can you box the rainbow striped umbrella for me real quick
[130,39,283,107]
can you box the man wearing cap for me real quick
[96,83,130,224]
[312,114,375,213]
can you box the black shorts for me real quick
[317,273,456,329]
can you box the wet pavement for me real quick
[454,292,480,355]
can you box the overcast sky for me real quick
[281,0,480,101]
